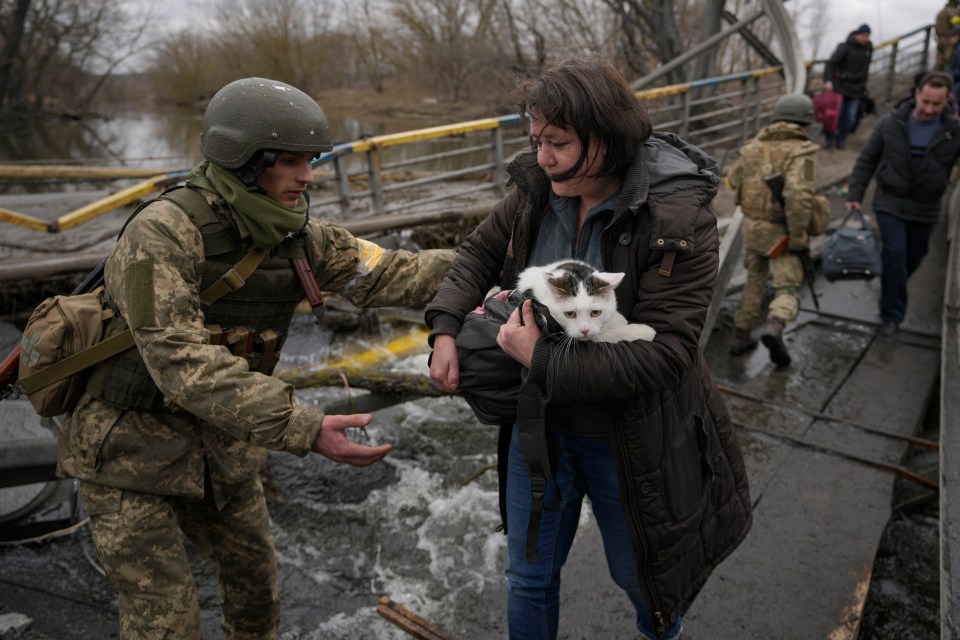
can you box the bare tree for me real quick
[148,32,220,107]
[213,0,337,93]
[0,0,31,109]
[386,0,502,102]
[341,0,392,92]
[692,0,725,81]
[792,0,830,62]
[601,0,690,82]
[0,0,148,114]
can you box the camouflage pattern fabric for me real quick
[82,475,279,640]
[936,6,960,70]
[59,194,454,504]
[733,246,802,329]
[58,180,455,636]
[727,122,816,329]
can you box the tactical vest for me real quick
[735,131,815,222]
[86,187,310,412]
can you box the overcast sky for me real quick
[810,0,944,59]
[136,0,945,70]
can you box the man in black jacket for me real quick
[824,24,873,149]
[846,71,960,335]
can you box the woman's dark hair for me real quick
[509,52,652,182]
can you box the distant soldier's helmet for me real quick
[201,77,333,169]
[772,93,815,126]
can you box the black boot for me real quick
[760,317,791,367]
[729,327,758,355]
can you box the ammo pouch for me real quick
[206,325,285,374]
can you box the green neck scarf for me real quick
[185,161,308,249]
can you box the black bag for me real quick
[822,208,883,281]
[452,289,557,425]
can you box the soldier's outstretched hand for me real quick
[313,413,392,467]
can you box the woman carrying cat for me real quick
[425,52,751,640]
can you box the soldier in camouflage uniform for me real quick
[57,78,454,639]
[936,1,960,71]
[726,94,818,367]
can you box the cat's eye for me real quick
[564,311,576,319]
[590,310,602,317]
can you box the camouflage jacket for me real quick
[58,191,454,505]
[727,121,818,252]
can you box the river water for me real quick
[0,106,501,183]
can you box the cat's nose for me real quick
[580,328,590,336]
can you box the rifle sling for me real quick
[18,247,269,394]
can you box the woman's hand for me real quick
[497,299,540,368]
[430,334,461,393]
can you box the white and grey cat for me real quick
[515,259,656,343]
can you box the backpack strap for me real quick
[17,306,134,395]
[198,247,269,302]
[17,248,268,396]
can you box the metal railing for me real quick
[0,24,933,234]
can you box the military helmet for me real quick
[772,93,815,126]
[201,77,333,169]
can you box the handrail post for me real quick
[681,90,692,138]
[491,128,506,196]
[751,76,763,136]
[923,25,932,72]
[366,147,385,216]
[886,40,900,104]
[334,155,352,217]
[739,78,750,148]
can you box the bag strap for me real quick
[19,318,135,395]
[18,248,268,395]
[838,206,870,231]
[198,247,269,302]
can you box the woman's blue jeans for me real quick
[504,426,682,640]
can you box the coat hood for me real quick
[506,132,719,215]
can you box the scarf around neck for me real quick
[185,161,308,249]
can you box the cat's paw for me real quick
[621,323,656,342]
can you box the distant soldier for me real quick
[726,94,819,367]
[57,78,455,638]
[936,0,960,71]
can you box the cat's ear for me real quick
[596,272,626,289]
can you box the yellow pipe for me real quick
[0,207,50,232]
[0,165,180,180]
[53,174,170,232]
[321,327,431,373]
[348,118,503,153]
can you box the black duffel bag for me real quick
[822,207,883,281]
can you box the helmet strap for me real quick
[233,150,278,194]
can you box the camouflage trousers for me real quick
[733,249,802,330]
[81,473,280,640]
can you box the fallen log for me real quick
[275,368,444,397]
[376,596,453,640]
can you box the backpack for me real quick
[451,289,558,425]
[15,187,273,417]
[17,287,132,417]
[809,194,831,236]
